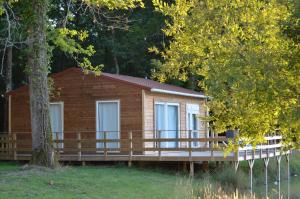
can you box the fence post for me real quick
[104,131,107,159]
[77,132,81,161]
[128,131,133,167]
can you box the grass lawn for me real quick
[1,153,300,199]
[0,162,191,199]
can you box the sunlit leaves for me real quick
[83,0,144,9]
[153,0,300,148]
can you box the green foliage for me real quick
[49,28,103,72]
[83,0,144,9]
[153,0,300,148]
[1,0,145,74]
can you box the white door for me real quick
[155,103,179,148]
[96,101,120,150]
[50,103,64,149]
[187,104,201,148]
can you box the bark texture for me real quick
[26,0,56,167]
[4,46,12,132]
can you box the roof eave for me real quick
[150,88,207,99]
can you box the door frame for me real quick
[186,103,200,148]
[154,101,180,148]
[95,100,121,150]
[50,102,64,148]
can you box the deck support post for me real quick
[248,159,255,198]
[234,161,239,173]
[286,154,290,199]
[276,155,282,199]
[183,162,188,173]
[189,162,194,177]
[263,158,270,199]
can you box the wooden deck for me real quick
[0,131,288,162]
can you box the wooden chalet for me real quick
[0,67,287,176]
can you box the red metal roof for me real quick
[7,67,205,98]
[101,72,205,97]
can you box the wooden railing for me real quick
[0,131,287,162]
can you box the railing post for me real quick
[13,133,17,160]
[188,130,192,160]
[157,130,161,158]
[8,133,12,158]
[0,136,3,156]
[104,131,107,159]
[211,133,214,157]
[77,132,81,161]
[56,132,59,150]
[128,131,133,167]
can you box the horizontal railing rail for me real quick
[0,131,288,162]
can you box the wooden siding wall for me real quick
[143,91,207,148]
[10,69,143,151]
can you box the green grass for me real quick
[0,163,191,199]
[0,152,300,199]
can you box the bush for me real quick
[213,166,249,190]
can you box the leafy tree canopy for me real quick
[152,0,300,149]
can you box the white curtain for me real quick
[50,104,63,148]
[155,104,178,148]
[97,102,119,149]
[155,104,166,147]
[167,105,178,148]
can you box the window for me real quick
[50,102,64,149]
[96,100,120,150]
[155,102,179,148]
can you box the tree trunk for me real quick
[113,53,120,75]
[3,46,12,133]
[111,28,120,74]
[26,0,56,167]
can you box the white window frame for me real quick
[95,100,121,150]
[154,101,180,148]
[186,103,201,148]
[50,102,64,149]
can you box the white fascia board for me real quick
[150,88,207,99]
